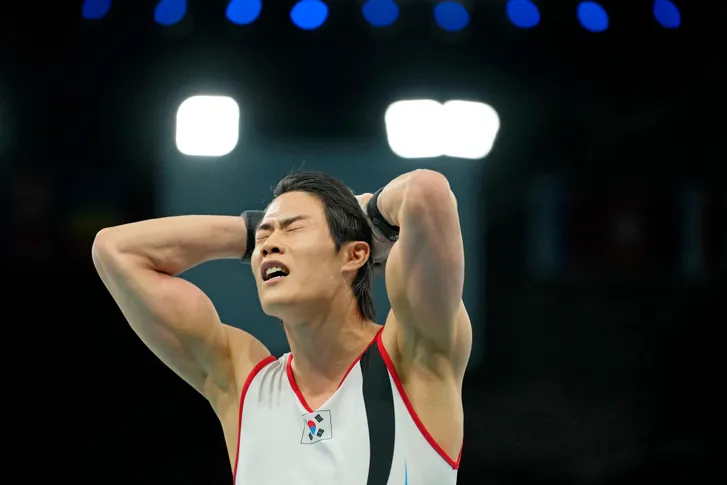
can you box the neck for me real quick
[282,297,380,397]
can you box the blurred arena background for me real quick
[2,1,724,484]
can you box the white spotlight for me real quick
[175,95,240,157]
[384,99,500,160]
[385,99,443,159]
[442,100,500,159]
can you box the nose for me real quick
[260,241,284,258]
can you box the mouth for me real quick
[261,260,290,283]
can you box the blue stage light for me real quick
[577,1,609,32]
[362,0,399,28]
[434,1,470,32]
[291,0,329,30]
[154,0,187,26]
[506,0,540,29]
[653,0,681,29]
[226,0,262,25]
[82,0,112,20]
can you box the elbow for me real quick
[92,227,145,281]
[91,227,125,272]
[403,170,457,216]
[92,227,115,256]
[91,228,113,269]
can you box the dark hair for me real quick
[272,171,375,321]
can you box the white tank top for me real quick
[233,329,461,485]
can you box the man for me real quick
[92,169,471,484]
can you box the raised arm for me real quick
[376,170,471,370]
[92,215,270,401]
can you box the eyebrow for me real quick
[256,215,309,233]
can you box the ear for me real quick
[340,241,370,274]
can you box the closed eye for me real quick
[255,223,305,244]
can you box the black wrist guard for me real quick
[240,210,265,263]
[366,188,400,242]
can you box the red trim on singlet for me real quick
[376,332,463,470]
[232,354,277,484]
[286,327,384,413]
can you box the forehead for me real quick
[264,191,325,221]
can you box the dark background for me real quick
[3,1,724,484]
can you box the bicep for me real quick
[384,179,466,354]
[94,251,238,396]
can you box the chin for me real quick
[261,305,306,324]
[259,294,321,323]
[260,294,302,318]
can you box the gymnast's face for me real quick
[251,191,365,321]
